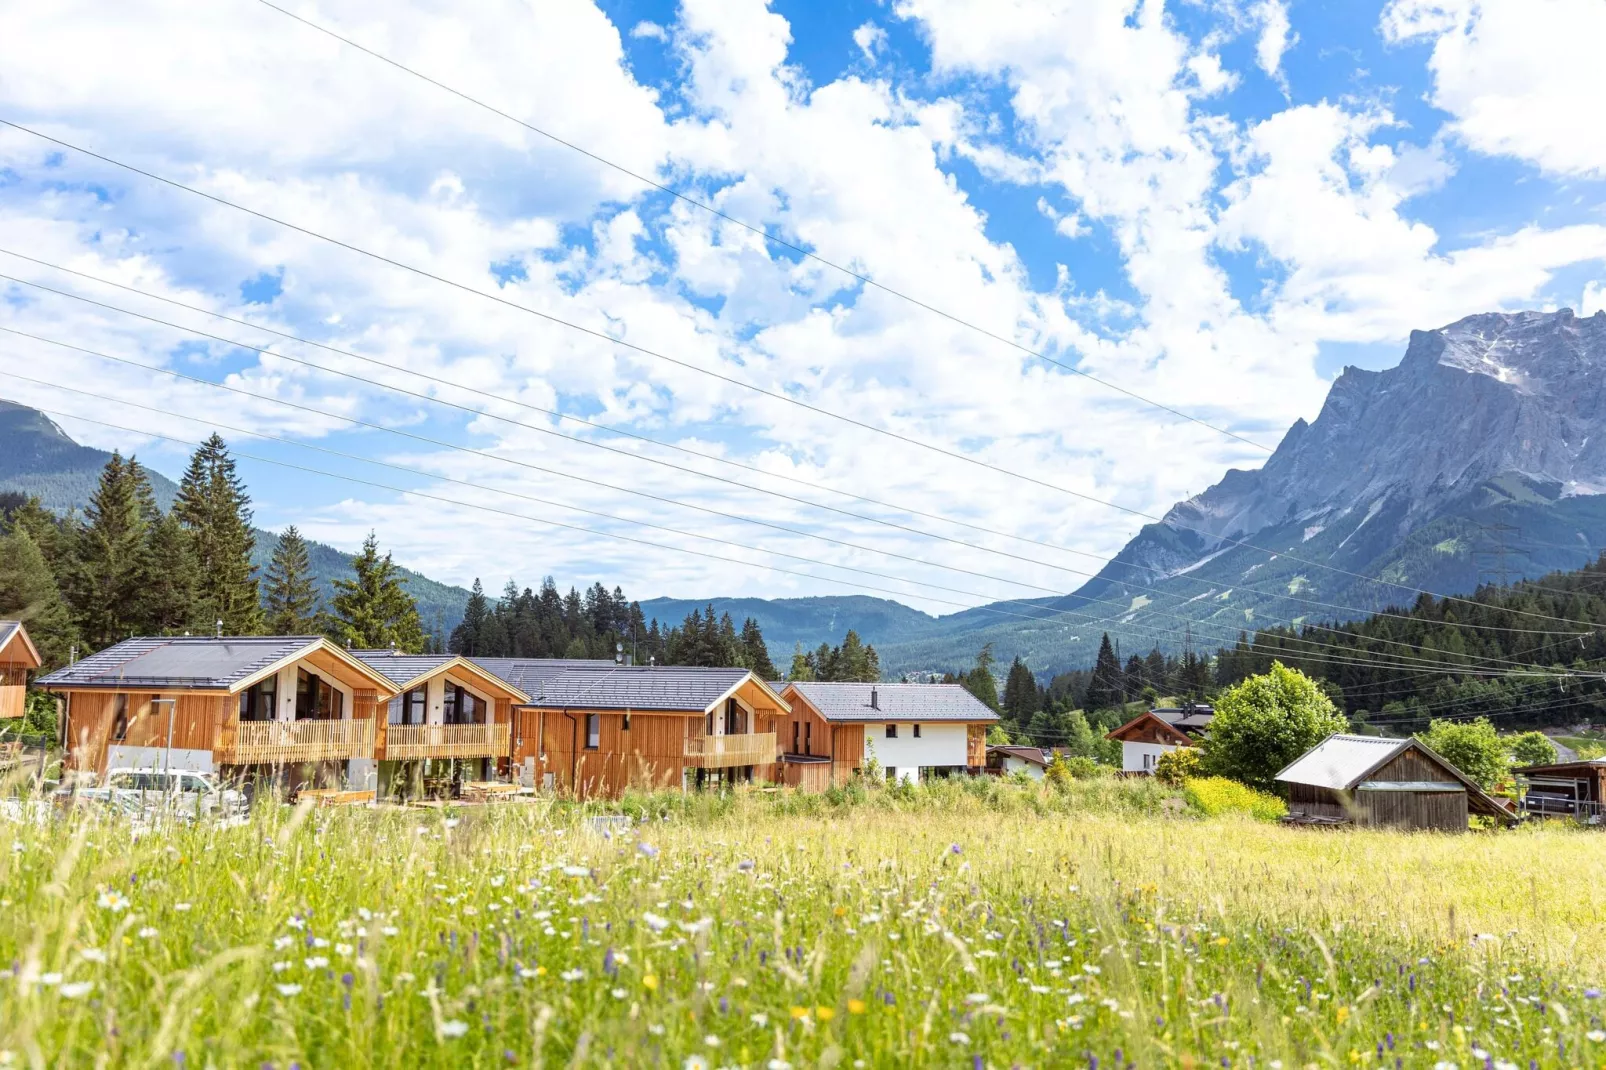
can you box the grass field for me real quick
[4,778,1606,1067]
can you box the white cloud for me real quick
[852,21,888,62]
[1383,0,1606,177]
[1251,0,1296,87]
[631,20,668,41]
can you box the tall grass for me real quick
[2,780,1605,1066]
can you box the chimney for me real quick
[870,686,879,711]
[215,619,223,638]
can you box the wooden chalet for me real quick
[987,745,1049,779]
[37,636,399,787]
[776,682,994,790]
[1105,706,1213,774]
[0,622,41,720]
[495,663,790,799]
[1277,733,1514,831]
[1513,758,1606,821]
[351,651,530,796]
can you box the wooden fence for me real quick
[384,723,510,760]
[223,719,374,765]
[684,732,777,769]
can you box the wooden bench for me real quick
[295,788,375,807]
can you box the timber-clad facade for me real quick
[1277,733,1514,832]
[0,622,41,721]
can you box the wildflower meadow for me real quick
[3,778,1606,1068]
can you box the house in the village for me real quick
[1105,705,1214,774]
[1512,757,1606,820]
[775,682,995,789]
[37,635,398,788]
[501,663,790,799]
[350,650,530,797]
[987,744,1049,779]
[1276,732,1514,831]
[0,621,41,720]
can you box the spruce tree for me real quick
[264,526,321,634]
[68,453,155,649]
[786,642,813,682]
[450,578,490,655]
[0,526,77,668]
[739,617,778,679]
[327,531,425,652]
[1002,657,1040,720]
[1084,633,1125,712]
[961,643,1000,711]
[141,513,199,635]
[175,433,261,634]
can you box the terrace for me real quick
[384,722,510,761]
[220,718,375,765]
[684,731,777,769]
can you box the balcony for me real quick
[684,732,777,769]
[384,723,510,761]
[224,718,374,765]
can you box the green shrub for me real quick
[1154,748,1201,786]
[1183,776,1288,822]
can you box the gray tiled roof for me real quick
[521,665,761,712]
[352,651,529,700]
[1152,706,1214,731]
[785,682,998,723]
[0,622,18,651]
[471,658,618,696]
[36,636,324,691]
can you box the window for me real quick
[804,722,811,754]
[622,713,631,732]
[585,714,601,749]
[885,724,897,739]
[913,724,922,738]
[390,687,426,725]
[792,721,800,753]
[724,698,744,736]
[297,669,342,720]
[239,678,276,722]
[886,766,897,781]
[112,694,128,741]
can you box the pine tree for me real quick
[175,434,261,634]
[961,643,1000,711]
[787,642,813,681]
[1084,633,1125,712]
[327,532,425,652]
[739,617,778,679]
[264,526,320,634]
[141,513,199,635]
[450,578,490,655]
[0,526,77,668]
[68,453,155,649]
[1002,657,1040,720]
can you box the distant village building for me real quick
[1277,733,1513,831]
[776,682,995,789]
[1105,706,1213,774]
[987,745,1049,779]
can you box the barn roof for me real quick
[1276,733,1513,819]
[782,682,998,723]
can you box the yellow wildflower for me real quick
[847,999,867,1015]
[833,906,847,917]
[816,1006,835,1021]
[1336,1006,1351,1025]
[790,1006,809,1019]
[642,974,658,991]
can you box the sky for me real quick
[1,0,1604,625]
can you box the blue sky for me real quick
[0,0,1603,646]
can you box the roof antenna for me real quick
[389,639,397,654]
[215,618,223,639]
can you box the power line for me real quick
[5,119,1587,631]
[253,0,1276,456]
[1,259,1587,644]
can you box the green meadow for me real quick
[3,778,1606,1068]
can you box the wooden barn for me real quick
[1513,758,1606,821]
[1276,733,1514,831]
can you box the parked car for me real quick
[57,768,247,820]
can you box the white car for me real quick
[62,768,247,820]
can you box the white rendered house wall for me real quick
[861,722,969,783]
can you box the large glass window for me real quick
[111,694,128,741]
[239,677,276,722]
[585,713,601,749]
[295,669,343,720]
[389,687,427,726]
[443,684,484,725]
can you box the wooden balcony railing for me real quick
[223,718,375,765]
[384,723,510,760]
[684,732,777,769]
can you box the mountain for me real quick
[0,399,472,639]
[638,595,938,660]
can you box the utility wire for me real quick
[3,118,1587,631]
[1,259,1587,643]
[253,0,1275,455]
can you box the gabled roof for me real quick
[1276,733,1512,819]
[35,636,398,695]
[1513,758,1606,778]
[782,682,998,723]
[470,657,618,696]
[515,664,787,714]
[989,745,1049,767]
[351,651,530,702]
[1150,706,1214,731]
[0,622,41,669]
[1105,709,1197,746]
